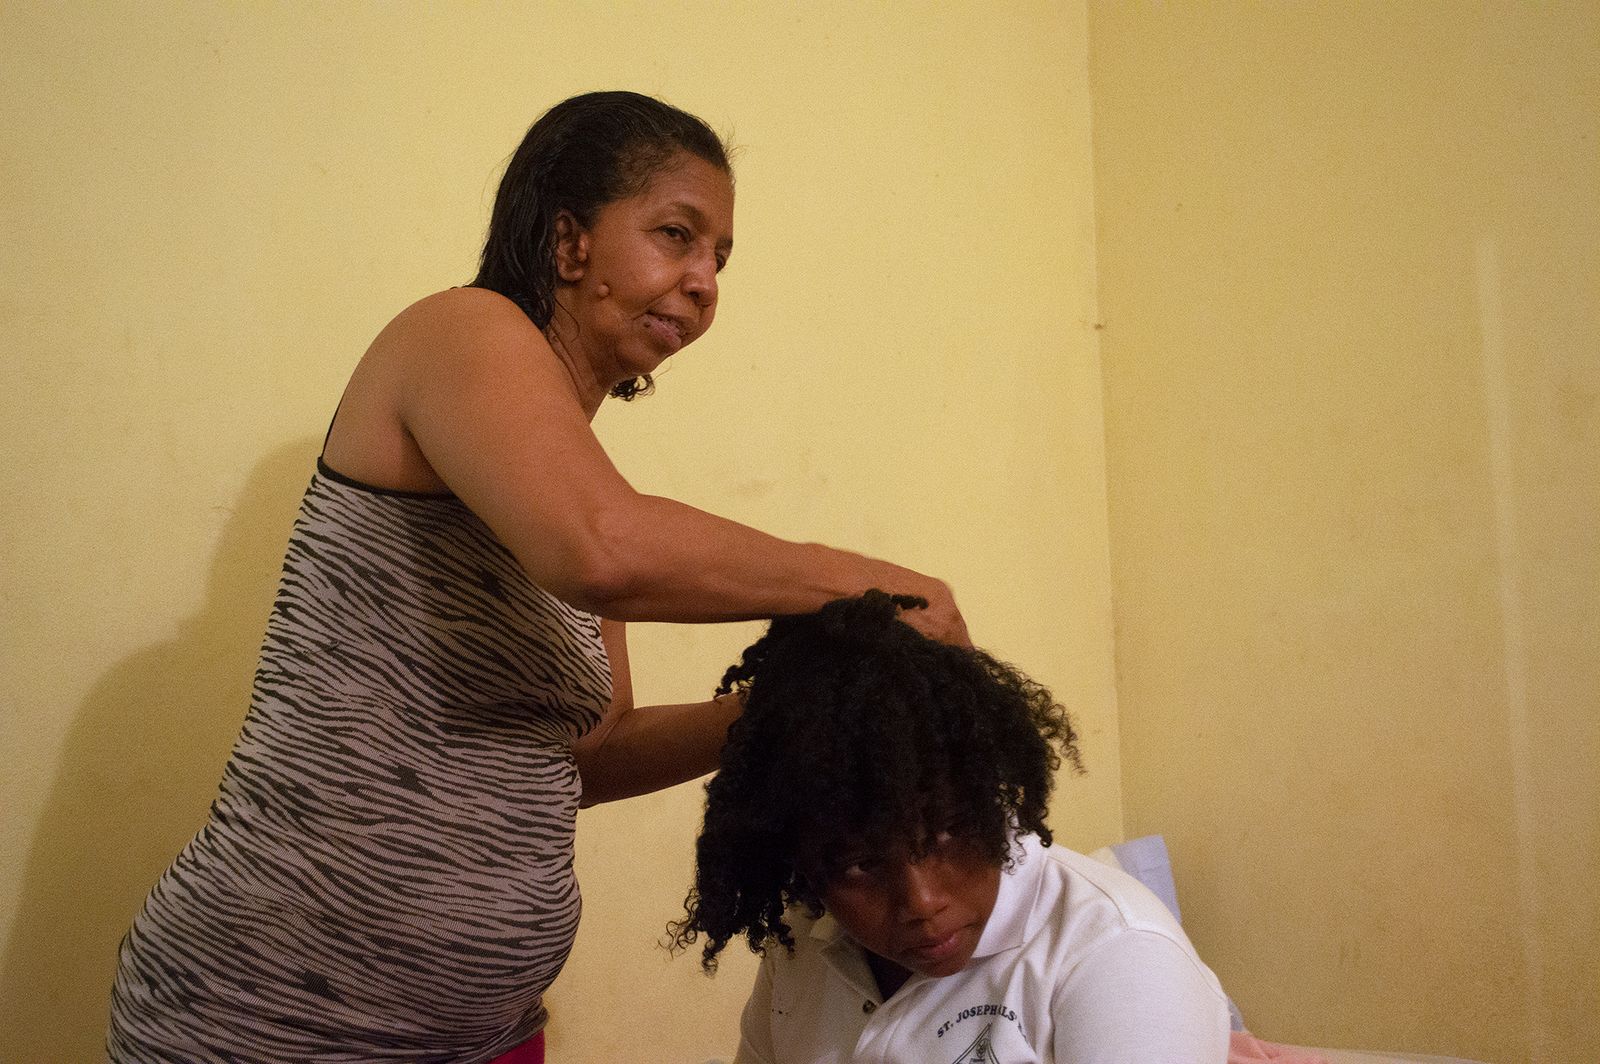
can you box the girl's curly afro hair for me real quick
[670,590,1080,972]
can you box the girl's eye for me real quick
[661,225,690,242]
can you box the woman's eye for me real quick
[661,225,690,242]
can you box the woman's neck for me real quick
[542,325,609,420]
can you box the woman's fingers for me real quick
[897,581,972,647]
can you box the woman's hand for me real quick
[573,620,747,805]
[894,576,972,648]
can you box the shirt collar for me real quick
[969,832,1047,960]
[811,912,881,1002]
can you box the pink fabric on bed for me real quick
[1230,1030,1332,1063]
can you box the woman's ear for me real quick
[553,210,589,282]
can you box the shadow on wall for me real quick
[0,439,321,1062]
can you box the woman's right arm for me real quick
[386,289,968,643]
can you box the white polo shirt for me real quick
[733,835,1229,1064]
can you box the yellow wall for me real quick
[0,3,1110,1061]
[1088,4,1599,1064]
[13,4,1591,1063]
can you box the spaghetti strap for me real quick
[319,397,344,456]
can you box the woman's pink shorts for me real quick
[488,1031,545,1064]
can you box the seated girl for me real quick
[672,591,1230,1063]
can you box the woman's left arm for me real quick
[572,620,744,807]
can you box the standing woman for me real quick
[106,92,967,1063]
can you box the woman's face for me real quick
[554,151,734,386]
[811,831,1002,984]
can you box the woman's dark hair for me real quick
[670,590,1081,972]
[471,90,731,400]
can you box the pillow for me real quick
[1095,835,1184,923]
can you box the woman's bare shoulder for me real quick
[385,286,539,344]
[326,287,562,491]
[358,287,563,386]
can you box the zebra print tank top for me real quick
[107,462,611,1063]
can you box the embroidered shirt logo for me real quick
[950,1021,1001,1064]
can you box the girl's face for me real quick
[553,151,734,387]
[811,831,1002,985]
